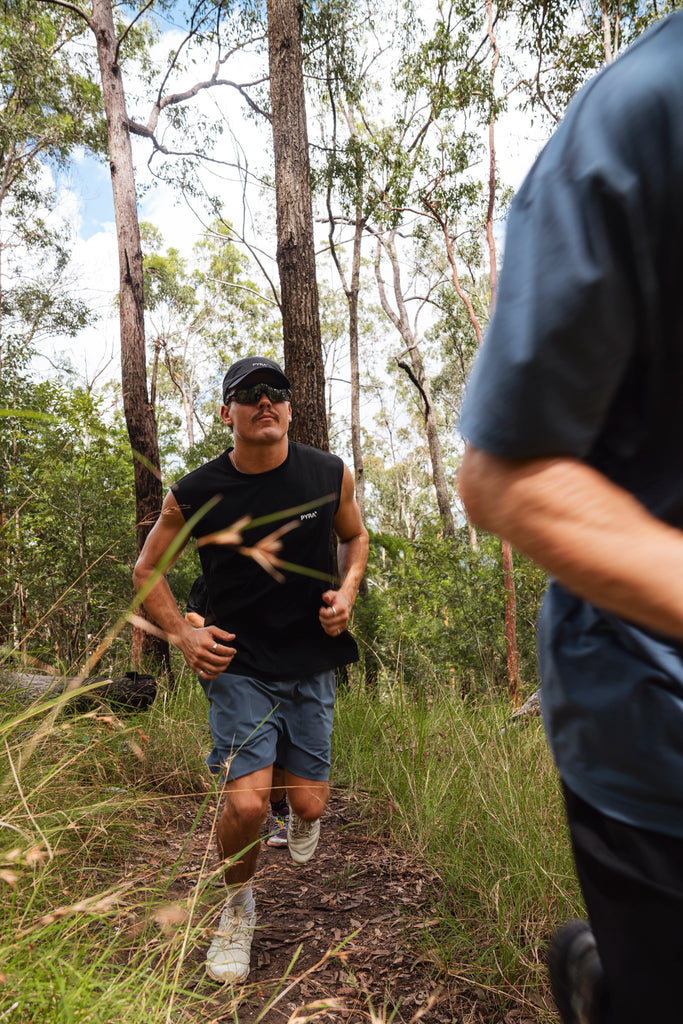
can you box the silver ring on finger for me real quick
[336,628,342,635]
[212,642,217,652]
[331,605,337,615]
[198,670,204,678]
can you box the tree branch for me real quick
[396,357,430,422]
[115,0,156,62]
[164,76,270,123]
[35,0,93,30]
[372,234,401,334]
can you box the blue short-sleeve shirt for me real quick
[460,11,683,836]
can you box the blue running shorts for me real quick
[200,670,336,782]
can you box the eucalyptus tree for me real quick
[322,89,367,516]
[298,0,509,675]
[313,0,520,690]
[0,1,104,374]
[0,1,106,653]
[141,220,280,454]
[370,226,457,538]
[512,0,683,124]
[266,0,328,450]
[307,0,464,536]
[363,385,443,541]
[304,0,383,518]
[399,0,523,700]
[35,0,274,666]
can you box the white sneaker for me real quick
[287,812,320,865]
[205,904,256,984]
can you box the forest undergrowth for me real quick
[0,656,581,1023]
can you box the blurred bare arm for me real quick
[458,445,683,640]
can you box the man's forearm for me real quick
[458,447,683,640]
[133,565,192,648]
[337,532,369,607]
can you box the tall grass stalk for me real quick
[332,672,583,1016]
[0,662,312,1023]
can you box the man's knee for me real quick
[286,777,329,820]
[224,781,270,830]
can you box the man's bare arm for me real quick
[133,491,236,678]
[319,467,369,636]
[458,445,683,640]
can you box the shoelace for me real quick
[290,815,314,837]
[218,907,254,933]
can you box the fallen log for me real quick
[0,669,157,712]
[501,688,541,732]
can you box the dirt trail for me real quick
[160,793,546,1023]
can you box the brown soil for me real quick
[161,792,550,1024]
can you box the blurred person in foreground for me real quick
[458,13,683,1024]
[185,574,291,848]
[134,356,368,985]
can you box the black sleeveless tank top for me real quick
[172,441,359,680]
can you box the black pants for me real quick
[563,783,683,1024]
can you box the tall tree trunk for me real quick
[421,194,480,557]
[600,0,619,63]
[267,0,328,451]
[486,0,520,706]
[425,5,520,699]
[327,175,366,514]
[346,212,365,521]
[92,0,170,670]
[501,540,520,704]
[374,231,456,539]
[330,101,367,520]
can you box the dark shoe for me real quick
[266,803,289,848]
[547,920,603,1024]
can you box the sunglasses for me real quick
[228,383,291,405]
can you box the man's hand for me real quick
[133,490,238,680]
[319,591,350,636]
[177,623,237,680]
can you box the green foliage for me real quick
[141,227,196,314]
[0,1,105,175]
[0,377,137,668]
[141,220,282,460]
[1,248,96,378]
[362,447,436,539]
[512,0,683,123]
[355,527,546,698]
[0,0,105,371]
[428,277,487,396]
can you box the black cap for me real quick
[222,356,290,403]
